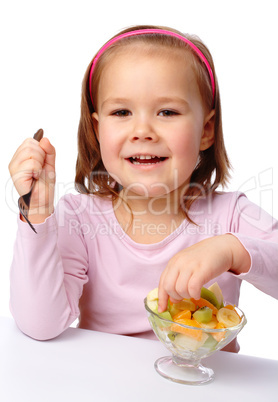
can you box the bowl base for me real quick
[154,356,214,385]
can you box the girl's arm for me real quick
[9,137,84,340]
[158,193,278,312]
[9,196,88,340]
[229,194,278,297]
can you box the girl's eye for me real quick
[158,110,179,117]
[113,110,131,117]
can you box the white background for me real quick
[1,0,277,360]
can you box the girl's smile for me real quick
[126,154,167,166]
[93,45,214,199]
[125,154,168,173]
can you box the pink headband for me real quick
[89,28,215,106]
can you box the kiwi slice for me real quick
[201,287,221,309]
[193,307,213,323]
[167,332,176,341]
[157,310,173,321]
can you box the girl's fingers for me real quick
[19,159,44,176]
[12,137,45,159]
[9,139,45,174]
[187,269,212,300]
[9,137,55,179]
[158,267,182,312]
[174,269,193,300]
[157,285,168,313]
[11,160,43,196]
[9,137,56,201]
[158,270,168,312]
[157,236,238,311]
[39,138,56,171]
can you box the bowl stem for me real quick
[154,355,215,385]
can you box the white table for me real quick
[0,316,277,402]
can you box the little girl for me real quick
[9,25,278,352]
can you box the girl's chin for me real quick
[119,184,181,200]
[108,173,190,200]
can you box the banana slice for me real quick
[217,307,241,328]
[147,287,159,302]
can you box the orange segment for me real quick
[191,297,218,315]
[170,299,196,311]
[171,319,202,340]
[225,304,236,311]
[212,322,227,342]
[173,309,191,321]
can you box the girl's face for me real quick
[93,45,214,199]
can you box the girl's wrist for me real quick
[225,234,251,275]
[20,204,54,225]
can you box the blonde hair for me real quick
[75,25,231,219]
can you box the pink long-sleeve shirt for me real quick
[10,191,278,348]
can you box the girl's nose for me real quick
[130,118,158,142]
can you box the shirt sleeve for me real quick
[228,193,278,299]
[9,195,89,340]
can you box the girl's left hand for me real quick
[158,234,251,312]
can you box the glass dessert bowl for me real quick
[144,295,247,385]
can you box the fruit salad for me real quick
[146,282,243,353]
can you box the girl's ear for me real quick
[92,112,99,140]
[200,110,215,151]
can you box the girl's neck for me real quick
[113,189,186,244]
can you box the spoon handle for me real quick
[33,128,44,142]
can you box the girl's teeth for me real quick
[129,155,166,165]
[133,161,154,165]
[132,155,158,160]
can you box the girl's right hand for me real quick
[8,137,56,224]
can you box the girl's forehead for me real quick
[99,45,195,87]
[105,42,190,62]
[97,45,202,110]
[94,43,201,111]
[99,43,193,79]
